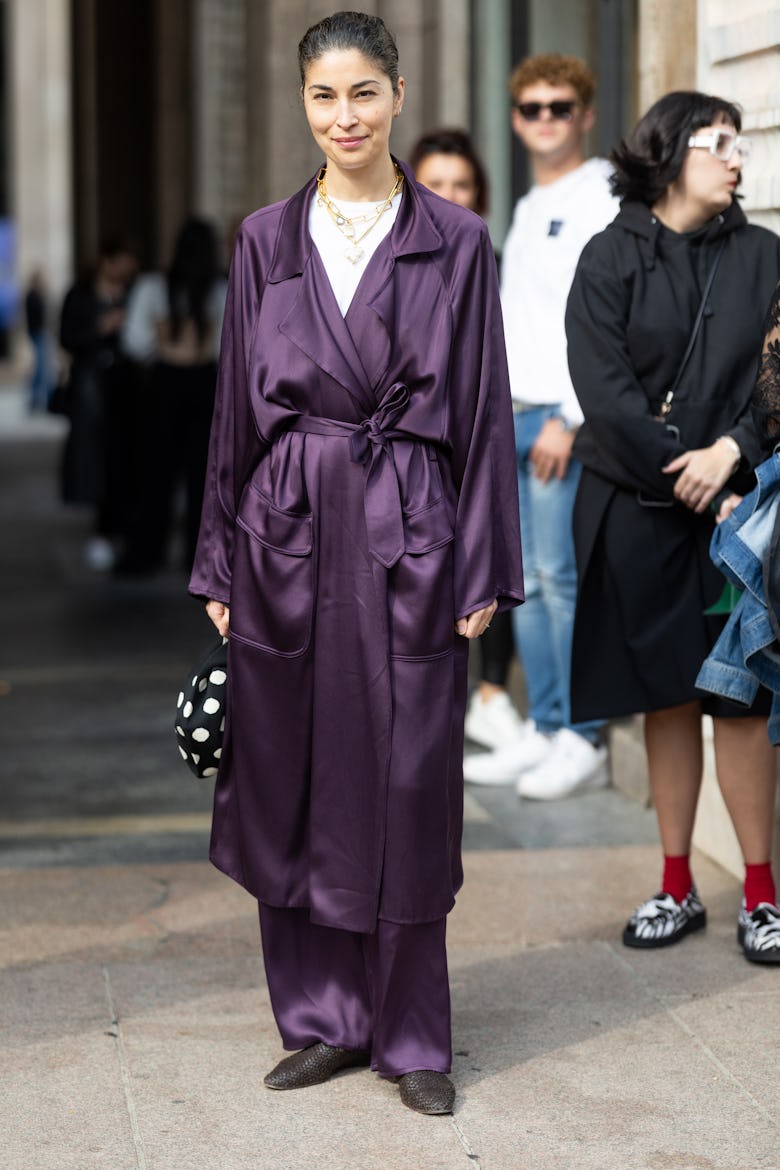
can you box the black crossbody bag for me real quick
[637,238,727,508]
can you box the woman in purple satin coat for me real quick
[189,11,523,1115]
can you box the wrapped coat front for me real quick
[189,164,524,933]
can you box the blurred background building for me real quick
[5,0,778,313]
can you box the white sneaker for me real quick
[463,723,554,785]
[83,536,115,572]
[516,728,608,800]
[464,689,526,749]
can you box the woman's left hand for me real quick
[455,600,498,639]
[662,439,740,514]
[715,493,742,523]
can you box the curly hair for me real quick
[508,53,596,107]
[610,90,742,205]
[408,127,489,217]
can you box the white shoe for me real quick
[516,728,608,800]
[83,536,115,572]
[464,689,526,749]
[463,723,554,785]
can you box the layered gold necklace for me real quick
[316,165,404,265]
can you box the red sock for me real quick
[743,863,776,912]
[661,855,693,903]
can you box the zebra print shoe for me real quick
[622,888,707,949]
[738,901,780,964]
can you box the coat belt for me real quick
[286,382,411,569]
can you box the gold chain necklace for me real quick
[316,165,404,265]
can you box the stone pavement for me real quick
[1,382,778,1170]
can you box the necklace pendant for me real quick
[345,243,364,265]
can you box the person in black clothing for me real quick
[118,217,227,574]
[25,269,53,412]
[410,128,523,752]
[565,91,780,962]
[59,238,138,570]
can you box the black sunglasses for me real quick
[514,100,578,122]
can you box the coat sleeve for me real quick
[447,223,524,618]
[189,226,264,603]
[565,243,686,498]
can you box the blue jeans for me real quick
[28,331,52,412]
[512,406,603,739]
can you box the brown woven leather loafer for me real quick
[264,1042,370,1090]
[397,1070,455,1115]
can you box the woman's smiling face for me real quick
[302,48,404,177]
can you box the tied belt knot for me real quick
[288,382,411,569]
[348,381,410,467]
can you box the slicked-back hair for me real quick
[610,90,742,206]
[298,10,399,93]
[408,127,490,217]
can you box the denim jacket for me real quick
[695,452,780,742]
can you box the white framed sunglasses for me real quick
[688,129,752,163]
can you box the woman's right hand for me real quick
[206,599,230,637]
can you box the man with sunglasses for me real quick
[464,54,618,797]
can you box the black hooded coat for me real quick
[565,199,780,720]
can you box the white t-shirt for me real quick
[309,192,401,316]
[121,272,228,363]
[500,157,619,426]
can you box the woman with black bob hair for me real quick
[610,89,744,204]
[565,91,780,961]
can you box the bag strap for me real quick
[658,237,727,419]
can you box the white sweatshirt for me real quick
[500,157,619,427]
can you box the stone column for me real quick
[472,0,512,246]
[193,0,250,244]
[10,0,73,302]
[637,0,697,112]
[155,0,193,268]
[697,0,780,234]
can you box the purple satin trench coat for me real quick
[189,161,523,934]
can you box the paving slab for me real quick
[3,849,779,1170]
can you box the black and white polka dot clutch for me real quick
[175,636,228,778]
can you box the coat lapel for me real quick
[346,160,443,392]
[273,162,443,410]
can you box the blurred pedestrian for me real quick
[464,54,618,796]
[24,269,55,412]
[565,91,780,961]
[410,127,523,751]
[59,237,138,571]
[119,217,227,574]
[191,11,523,1115]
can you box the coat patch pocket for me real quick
[390,496,455,659]
[232,486,314,657]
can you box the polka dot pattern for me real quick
[175,636,228,779]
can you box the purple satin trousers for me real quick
[258,904,452,1076]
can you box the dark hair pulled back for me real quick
[298,10,399,93]
[610,90,742,206]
